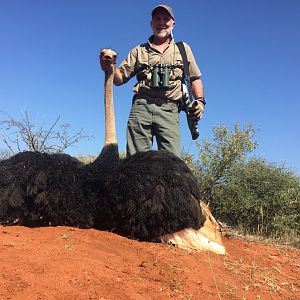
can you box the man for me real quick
[112,4,205,157]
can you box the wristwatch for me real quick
[197,97,206,106]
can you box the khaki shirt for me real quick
[118,35,201,101]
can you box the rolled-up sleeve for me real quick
[118,47,138,84]
[184,42,202,79]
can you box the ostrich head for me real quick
[99,49,117,74]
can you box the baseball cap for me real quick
[151,4,175,20]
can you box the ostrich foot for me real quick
[160,201,226,255]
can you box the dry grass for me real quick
[224,227,299,250]
[76,154,98,164]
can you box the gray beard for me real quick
[153,27,173,39]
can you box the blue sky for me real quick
[1,0,299,173]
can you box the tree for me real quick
[0,110,91,158]
[187,124,257,203]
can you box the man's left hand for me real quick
[187,100,205,120]
[99,48,117,73]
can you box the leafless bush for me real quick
[0,110,92,158]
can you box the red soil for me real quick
[0,226,299,300]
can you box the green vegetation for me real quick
[213,158,299,244]
[182,124,299,245]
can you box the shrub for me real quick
[213,158,300,243]
[0,110,91,158]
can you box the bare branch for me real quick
[39,116,61,151]
[0,110,92,158]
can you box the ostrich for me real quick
[0,49,225,255]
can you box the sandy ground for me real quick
[0,225,299,300]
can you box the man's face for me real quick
[151,9,175,39]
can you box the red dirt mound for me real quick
[0,226,299,299]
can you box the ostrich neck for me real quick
[104,69,117,145]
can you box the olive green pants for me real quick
[126,97,180,157]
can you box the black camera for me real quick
[151,64,170,89]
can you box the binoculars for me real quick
[151,64,170,89]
